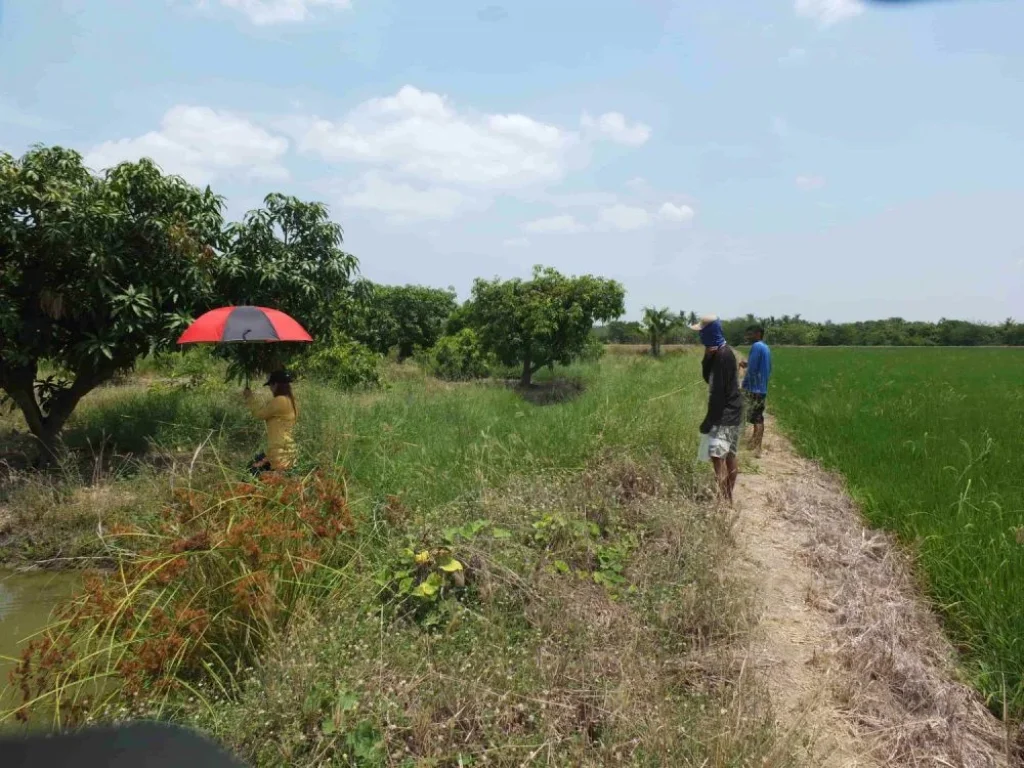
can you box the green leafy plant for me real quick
[374,544,468,626]
[293,341,384,390]
[425,328,492,381]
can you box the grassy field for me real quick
[769,347,1024,714]
[0,355,798,766]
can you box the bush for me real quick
[426,329,491,381]
[141,346,224,385]
[10,473,355,725]
[293,341,384,390]
[578,334,606,363]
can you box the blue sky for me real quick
[2,0,1022,322]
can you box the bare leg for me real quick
[752,424,765,457]
[711,456,730,501]
[726,453,738,500]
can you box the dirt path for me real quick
[733,417,1013,767]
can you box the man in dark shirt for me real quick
[690,314,744,502]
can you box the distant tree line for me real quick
[595,312,1024,347]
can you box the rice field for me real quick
[769,347,1024,714]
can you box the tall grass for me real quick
[0,354,801,765]
[769,347,1024,715]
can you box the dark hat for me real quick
[263,370,293,387]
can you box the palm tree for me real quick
[642,307,674,357]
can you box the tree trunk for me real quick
[1,364,112,467]
[650,331,661,357]
[520,352,533,388]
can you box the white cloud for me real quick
[502,236,530,248]
[340,171,472,222]
[794,0,863,26]
[214,0,351,25]
[598,204,652,231]
[658,202,695,223]
[523,190,620,209]
[297,86,579,190]
[795,174,826,190]
[522,214,587,234]
[778,47,807,65]
[581,112,652,146]
[85,105,289,186]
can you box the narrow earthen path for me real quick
[733,417,1012,767]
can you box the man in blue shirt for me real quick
[741,324,772,457]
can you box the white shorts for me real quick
[707,424,740,458]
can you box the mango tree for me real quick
[468,266,624,387]
[213,193,360,379]
[0,146,224,463]
[352,283,457,360]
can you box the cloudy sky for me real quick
[2,0,1022,322]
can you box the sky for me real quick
[2,0,1023,323]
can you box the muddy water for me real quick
[0,570,82,710]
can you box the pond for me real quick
[0,570,82,713]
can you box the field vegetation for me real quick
[769,347,1024,716]
[0,353,797,766]
[4,142,1021,763]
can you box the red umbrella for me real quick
[177,306,313,345]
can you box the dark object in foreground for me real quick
[0,722,247,768]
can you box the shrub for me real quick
[293,341,384,390]
[578,334,606,363]
[426,329,491,381]
[9,472,355,725]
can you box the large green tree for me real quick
[0,146,224,461]
[352,283,457,360]
[469,266,624,387]
[214,193,360,378]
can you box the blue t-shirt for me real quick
[743,340,772,395]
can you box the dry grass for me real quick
[604,344,694,356]
[186,456,800,767]
[770,472,1016,766]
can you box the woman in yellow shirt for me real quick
[243,370,298,477]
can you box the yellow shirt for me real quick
[244,392,297,470]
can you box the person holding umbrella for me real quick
[244,370,298,477]
[177,305,312,477]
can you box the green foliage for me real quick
[468,265,625,386]
[425,328,491,381]
[351,283,457,360]
[145,346,225,387]
[215,193,359,381]
[596,314,1024,348]
[641,307,675,357]
[772,347,1024,715]
[578,334,606,363]
[719,314,1021,347]
[292,341,384,390]
[373,544,467,628]
[0,146,225,457]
